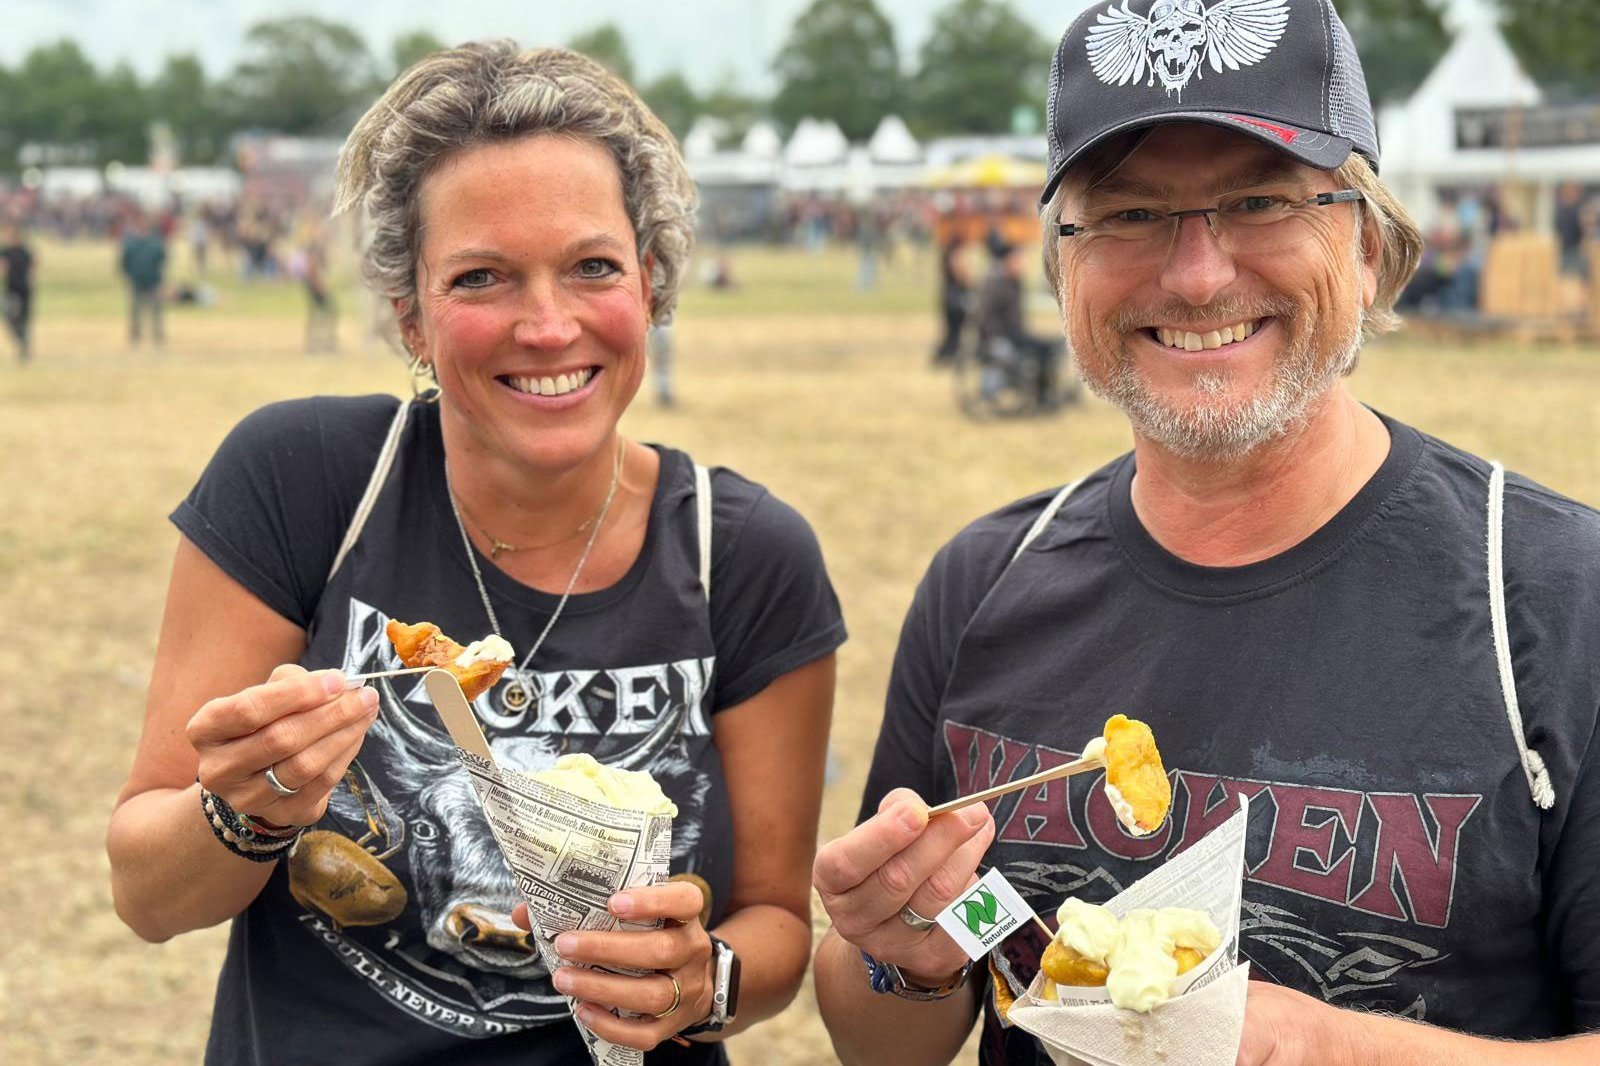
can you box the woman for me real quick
[107,43,844,1065]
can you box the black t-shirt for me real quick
[173,394,846,1066]
[860,413,1600,1063]
[2,243,33,294]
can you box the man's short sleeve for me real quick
[1543,710,1600,1031]
[707,478,846,712]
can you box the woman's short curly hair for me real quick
[334,41,697,348]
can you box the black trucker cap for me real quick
[1041,0,1380,205]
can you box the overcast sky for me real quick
[0,0,1108,94]
[0,0,1493,96]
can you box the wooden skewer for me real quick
[926,755,1103,817]
[346,666,434,683]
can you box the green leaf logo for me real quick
[960,887,1000,936]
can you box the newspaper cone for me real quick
[1007,795,1253,1066]
[423,671,673,1066]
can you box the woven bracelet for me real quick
[199,786,303,863]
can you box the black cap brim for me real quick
[1040,111,1356,206]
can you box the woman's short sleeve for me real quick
[706,475,847,712]
[169,395,399,628]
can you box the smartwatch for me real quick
[681,935,740,1034]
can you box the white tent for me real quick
[868,115,921,164]
[1378,0,1600,229]
[784,118,850,167]
[741,121,783,160]
[683,116,727,162]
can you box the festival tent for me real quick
[1378,0,1600,229]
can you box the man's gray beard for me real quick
[1074,300,1364,461]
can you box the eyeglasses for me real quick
[1058,189,1363,264]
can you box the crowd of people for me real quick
[0,185,341,358]
[1397,181,1600,315]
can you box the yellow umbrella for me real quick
[924,153,1047,189]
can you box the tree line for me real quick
[0,0,1592,175]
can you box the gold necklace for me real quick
[445,438,627,712]
[462,446,621,560]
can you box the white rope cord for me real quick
[1487,460,1556,810]
[694,463,713,601]
[1012,479,1085,562]
[328,399,412,585]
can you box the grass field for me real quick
[2,235,1597,1065]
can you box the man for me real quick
[2,221,34,364]
[120,210,167,348]
[812,2,1600,1064]
[973,240,1066,409]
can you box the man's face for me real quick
[1057,124,1379,459]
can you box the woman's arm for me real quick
[107,538,375,941]
[698,652,836,1033]
[542,654,837,1049]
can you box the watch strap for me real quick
[680,935,738,1035]
[861,950,973,1001]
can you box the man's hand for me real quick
[1237,980,1328,1066]
[813,787,995,986]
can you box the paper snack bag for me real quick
[424,670,673,1066]
[1007,795,1254,1066]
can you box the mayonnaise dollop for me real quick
[454,635,515,667]
[1054,897,1121,964]
[1104,908,1221,1012]
[531,753,678,816]
[1103,781,1150,836]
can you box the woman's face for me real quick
[405,133,651,475]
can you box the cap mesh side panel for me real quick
[1046,37,1066,165]
[1331,16,1379,160]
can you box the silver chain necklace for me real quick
[445,439,625,713]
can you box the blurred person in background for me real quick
[291,218,338,354]
[973,240,1065,409]
[649,322,676,408]
[120,210,167,348]
[188,208,213,277]
[811,2,1600,1064]
[856,202,886,291]
[2,220,35,364]
[931,231,972,366]
[107,42,843,1066]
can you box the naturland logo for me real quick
[959,886,1013,946]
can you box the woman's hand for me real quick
[813,787,995,987]
[512,881,715,1051]
[186,663,379,827]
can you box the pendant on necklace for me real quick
[500,679,533,714]
[488,538,515,560]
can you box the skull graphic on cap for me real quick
[1149,1,1208,94]
[1086,0,1291,100]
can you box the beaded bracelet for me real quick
[199,786,304,863]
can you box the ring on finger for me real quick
[898,904,937,932]
[264,765,300,797]
[650,973,682,1019]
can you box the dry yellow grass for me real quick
[2,238,1596,1065]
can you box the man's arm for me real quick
[1242,980,1600,1066]
[814,927,980,1066]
